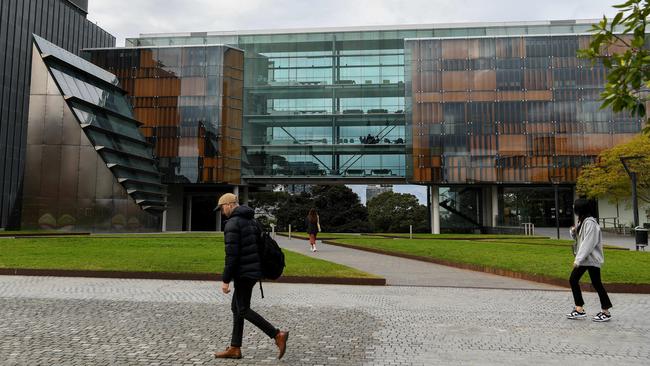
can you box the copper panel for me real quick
[525,90,553,101]
[443,91,469,102]
[497,91,525,101]
[469,91,497,102]
[442,71,469,91]
[441,39,469,59]
[417,92,443,103]
[498,135,528,155]
[470,70,496,91]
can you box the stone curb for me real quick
[0,268,385,286]
[0,232,91,237]
[295,237,650,294]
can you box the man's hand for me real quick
[572,262,578,268]
[221,282,230,294]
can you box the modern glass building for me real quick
[84,45,245,231]
[0,0,115,229]
[84,19,645,232]
[405,35,643,229]
[21,35,165,232]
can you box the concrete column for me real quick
[491,185,499,227]
[185,195,192,231]
[163,185,184,231]
[216,210,222,232]
[162,210,167,232]
[430,185,440,234]
[233,186,240,199]
[240,186,249,205]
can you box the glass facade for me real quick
[239,33,406,181]
[125,20,608,183]
[21,36,165,232]
[117,21,645,230]
[405,35,643,185]
[85,45,244,185]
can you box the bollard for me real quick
[288,224,291,240]
[409,225,413,239]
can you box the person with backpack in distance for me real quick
[566,198,613,322]
[306,208,321,252]
[214,193,289,359]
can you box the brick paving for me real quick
[1,276,649,365]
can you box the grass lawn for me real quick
[0,235,377,279]
[328,237,650,284]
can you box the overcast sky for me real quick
[85,0,618,205]
[88,0,618,46]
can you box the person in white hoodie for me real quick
[566,199,613,322]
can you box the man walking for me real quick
[214,193,289,359]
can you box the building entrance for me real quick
[190,196,218,231]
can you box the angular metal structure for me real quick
[21,36,166,231]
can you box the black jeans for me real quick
[569,266,612,310]
[230,277,278,347]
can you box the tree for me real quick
[250,185,372,232]
[578,0,650,131]
[274,191,314,231]
[311,185,372,233]
[576,133,650,204]
[248,191,292,229]
[367,191,428,233]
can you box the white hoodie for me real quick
[570,217,604,268]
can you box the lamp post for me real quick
[620,156,643,228]
[550,175,562,240]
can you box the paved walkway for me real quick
[535,227,639,250]
[278,235,560,290]
[0,276,648,366]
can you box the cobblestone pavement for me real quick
[1,276,649,365]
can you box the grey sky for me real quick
[88,0,618,46]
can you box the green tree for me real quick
[578,0,650,131]
[311,185,372,232]
[367,191,428,233]
[248,191,292,229]
[576,133,650,203]
[250,185,372,232]
[272,192,313,231]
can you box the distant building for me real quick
[366,184,393,203]
[6,16,649,232]
[122,20,645,233]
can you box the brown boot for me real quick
[274,330,289,359]
[214,346,242,359]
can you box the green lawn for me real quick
[329,237,650,284]
[0,235,376,279]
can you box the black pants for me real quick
[230,277,278,347]
[569,266,612,310]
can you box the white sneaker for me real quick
[313,246,317,252]
[310,246,315,252]
[566,309,587,319]
[592,312,612,322]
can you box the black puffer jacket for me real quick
[222,205,262,283]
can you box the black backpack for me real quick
[254,220,285,281]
